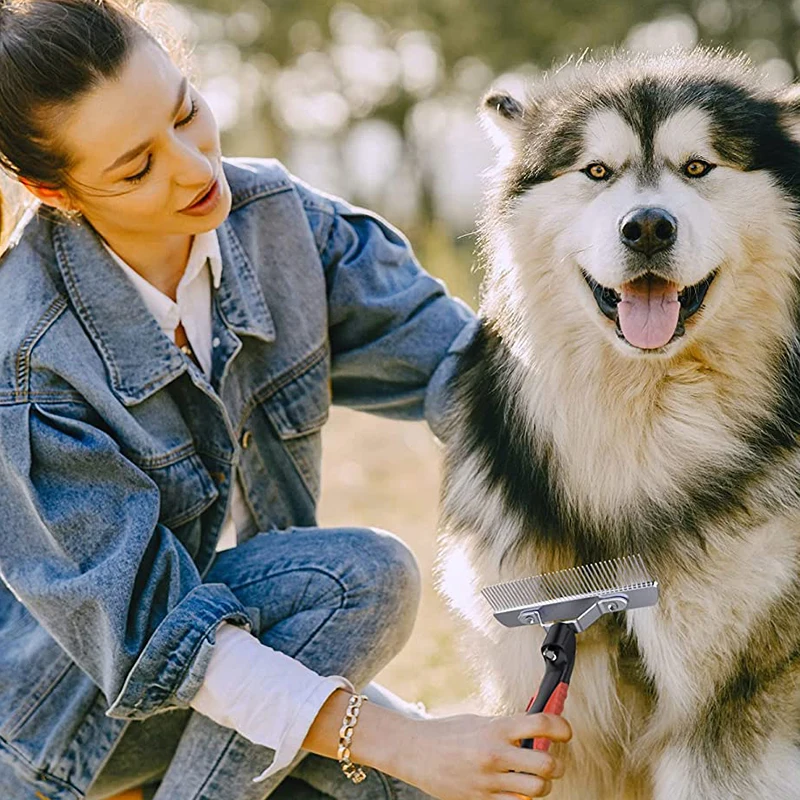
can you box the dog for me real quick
[437,48,800,799]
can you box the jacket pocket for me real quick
[133,448,219,530]
[259,353,330,502]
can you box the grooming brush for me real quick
[481,554,658,751]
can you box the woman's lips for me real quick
[180,178,222,216]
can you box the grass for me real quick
[317,406,478,712]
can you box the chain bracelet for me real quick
[337,694,369,784]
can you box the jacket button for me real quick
[241,430,253,450]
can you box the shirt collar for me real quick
[101,230,223,337]
[102,230,222,296]
[185,229,223,290]
[53,218,274,406]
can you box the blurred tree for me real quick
[184,0,800,82]
[175,0,800,296]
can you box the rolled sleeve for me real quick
[296,180,477,424]
[189,624,352,783]
[110,584,255,718]
[0,402,253,720]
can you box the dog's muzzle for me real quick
[582,269,717,350]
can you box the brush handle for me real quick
[521,623,576,751]
[524,681,570,751]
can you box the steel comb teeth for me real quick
[481,554,658,632]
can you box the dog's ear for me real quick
[776,83,800,140]
[480,91,526,151]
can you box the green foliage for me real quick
[177,0,800,289]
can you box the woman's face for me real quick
[51,37,232,239]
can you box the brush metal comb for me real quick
[481,554,659,752]
[481,554,658,632]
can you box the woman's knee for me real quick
[318,527,421,669]
[215,526,421,675]
[340,528,421,629]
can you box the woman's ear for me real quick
[479,91,526,152]
[18,178,74,213]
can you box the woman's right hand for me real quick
[384,711,572,800]
[304,691,571,800]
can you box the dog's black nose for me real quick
[619,207,677,256]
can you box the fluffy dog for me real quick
[437,48,800,799]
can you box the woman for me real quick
[0,2,571,799]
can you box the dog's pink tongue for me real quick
[617,276,680,350]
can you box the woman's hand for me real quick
[304,691,571,799]
[388,711,571,800]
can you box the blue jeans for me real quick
[85,527,432,800]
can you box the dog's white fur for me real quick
[438,50,800,799]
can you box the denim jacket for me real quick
[0,159,476,799]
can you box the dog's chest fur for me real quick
[441,499,800,798]
[438,327,800,798]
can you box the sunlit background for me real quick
[173,0,800,311]
[163,0,800,711]
[10,0,800,711]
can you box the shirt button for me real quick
[241,430,253,449]
[212,337,221,348]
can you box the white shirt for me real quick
[103,232,350,781]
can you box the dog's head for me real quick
[480,49,800,359]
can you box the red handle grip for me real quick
[525,681,569,752]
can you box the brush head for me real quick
[481,554,658,632]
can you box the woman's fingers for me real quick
[494,769,553,797]
[507,712,572,745]
[501,746,564,780]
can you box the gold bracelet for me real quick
[337,693,369,784]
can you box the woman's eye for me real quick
[583,163,612,181]
[176,98,199,128]
[124,156,152,184]
[684,159,714,178]
[120,98,198,185]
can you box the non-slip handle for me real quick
[531,682,569,751]
[521,623,576,750]
[521,680,570,750]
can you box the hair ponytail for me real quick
[0,0,184,218]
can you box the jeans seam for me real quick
[191,730,238,800]
[377,770,398,800]
[260,570,348,661]
[225,566,348,598]
[290,605,341,661]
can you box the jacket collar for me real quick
[52,213,275,406]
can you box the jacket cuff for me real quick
[424,315,480,441]
[105,583,256,720]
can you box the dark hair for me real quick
[0,0,154,190]
[0,0,186,247]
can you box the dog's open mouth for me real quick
[582,270,717,350]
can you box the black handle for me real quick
[521,623,577,750]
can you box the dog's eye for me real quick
[683,159,714,178]
[583,163,612,181]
